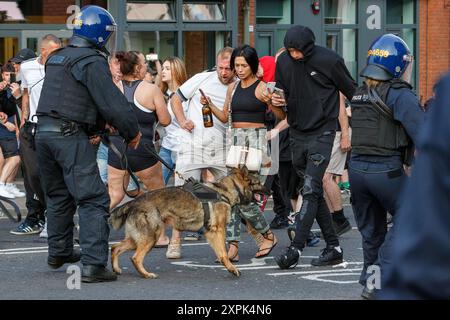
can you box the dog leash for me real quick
[142,142,189,183]
[101,134,141,198]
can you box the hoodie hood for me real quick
[259,56,276,83]
[284,25,315,59]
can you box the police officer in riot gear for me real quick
[35,5,142,282]
[348,34,425,299]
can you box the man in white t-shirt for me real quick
[10,35,62,236]
[171,47,235,183]
[164,47,234,258]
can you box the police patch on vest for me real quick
[47,55,68,65]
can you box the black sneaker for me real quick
[332,219,352,236]
[270,215,289,229]
[274,245,301,269]
[10,221,43,235]
[310,245,343,266]
[82,265,117,283]
[48,249,81,269]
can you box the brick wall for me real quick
[42,0,73,24]
[418,0,450,102]
[184,31,207,78]
[237,0,255,46]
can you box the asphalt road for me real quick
[0,194,367,302]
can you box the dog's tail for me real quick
[109,202,132,230]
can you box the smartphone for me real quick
[146,53,159,61]
[266,82,276,93]
[10,73,16,83]
[273,87,285,100]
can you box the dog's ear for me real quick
[240,165,249,177]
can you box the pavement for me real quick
[0,183,364,301]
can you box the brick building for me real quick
[1,0,449,101]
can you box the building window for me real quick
[256,0,291,24]
[324,0,357,24]
[182,1,226,22]
[387,0,415,24]
[124,31,176,60]
[126,1,175,21]
[0,0,76,24]
[342,29,357,80]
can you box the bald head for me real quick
[40,34,62,64]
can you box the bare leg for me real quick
[108,166,128,209]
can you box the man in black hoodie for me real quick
[272,25,356,269]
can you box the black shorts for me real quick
[278,160,302,200]
[0,137,19,159]
[107,137,159,173]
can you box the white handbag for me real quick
[245,147,262,171]
[226,145,245,168]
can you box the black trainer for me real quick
[274,245,301,269]
[270,215,289,229]
[47,249,81,269]
[332,219,352,236]
[310,245,343,266]
[82,265,117,283]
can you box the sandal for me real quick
[215,241,239,263]
[255,230,277,259]
[154,236,170,248]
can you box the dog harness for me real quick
[181,178,231,230]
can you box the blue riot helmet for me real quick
[360,34,414,82]
[72,5,117,54]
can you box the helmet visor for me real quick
[401,55,414,84]
[103,24,117,56]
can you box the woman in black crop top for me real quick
[108,51,171,210]
[204,46,273,129]
[201,45,278,261]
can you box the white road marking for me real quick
[0,241,210,255]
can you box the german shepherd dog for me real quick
[109,167,267,279]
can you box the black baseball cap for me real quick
[10,48,37,63]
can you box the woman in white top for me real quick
[158,57,188,185]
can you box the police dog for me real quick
[109,166,266,279]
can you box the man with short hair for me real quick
[10,35,62,236]
[168,47,235,258]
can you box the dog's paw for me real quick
[232,269,241,277]
[143,272,158,279]
[113,268,122,275]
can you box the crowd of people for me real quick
[2,5,444,298]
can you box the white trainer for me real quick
[6,184,25,197]
[39,222,48,238]
[0,184,15,199]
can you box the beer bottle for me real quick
[202,103,214,127]
[200,88,213,127]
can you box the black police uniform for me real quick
[349,79,425,290]
[380,72,450,299]
[35,36,139,268]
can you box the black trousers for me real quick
[264,174,290,217]
[19,123,46,224]
[349,160,406,286]
[290,129,339,250]
[35,128,110,266]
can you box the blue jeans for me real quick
[159,146,176,185]
[97,142,138,190]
